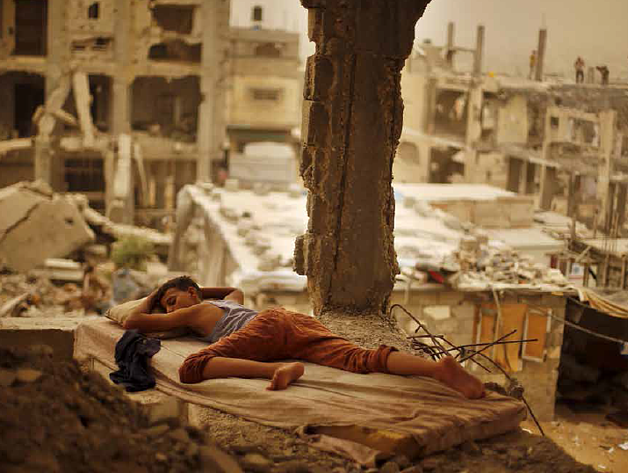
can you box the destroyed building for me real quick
[0,0,301,225]
[394,23,628,238]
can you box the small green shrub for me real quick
[110,236,154,270]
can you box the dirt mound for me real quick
[0,347,228,473]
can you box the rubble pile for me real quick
[0,272,87,318]
[0,181,94,273]
[0,346,242,473]
[452,242,569,290]
[404,215,570,292]
[0,181,179,318]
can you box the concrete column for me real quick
[473,25,485,76]
[539,165,558,210]
[447,22,455,51]
[616,183,627,231]
[598,110,618,232]
[535,29,547,82]
[464,86,483,182]
[36,0,67,184]
[539,107,555,210]
[567,173,581,218]
[446,22,455,68]
[197,0,228,182]
[295,0,430,315]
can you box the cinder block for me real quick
[0,317,78,361]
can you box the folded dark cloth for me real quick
[110,329,161,392]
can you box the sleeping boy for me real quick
[123,276,485,398]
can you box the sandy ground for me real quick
[521,403,628,473]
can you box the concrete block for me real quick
[0,188,94,272]
[0,182,45,237]
[0,317,79,361]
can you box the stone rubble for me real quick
[0,181,95,272]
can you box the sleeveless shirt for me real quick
[197,300,258,343]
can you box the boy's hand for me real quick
[146,288,161,313]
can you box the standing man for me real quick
[529,50,537,79]
[574,57,585,84]
[596,66,610,86]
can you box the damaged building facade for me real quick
[0,0,301,224]
[395,23,628,236]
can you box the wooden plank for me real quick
[478,303,526,373]
[478,305,496,345]
[523,312,548,361]
[72,72,95,148]
[495,304,526,372]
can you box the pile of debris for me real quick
[451,240,568,290]
[0,181,175,317]
[0,346,245,473]
[403,227,569,292]
[0,271,86,318]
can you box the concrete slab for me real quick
[0,317,85,361]
[0,182,95,272]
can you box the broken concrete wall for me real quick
[468,151,508,188]
[227,27,302,154]
[296,0,432,315]
[0,181,95,272]
[497,94,528,144]
[67,0,115,59]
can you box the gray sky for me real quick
[231,0,628,80]
[415,0,628,79]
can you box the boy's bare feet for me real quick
[267,362,305,391]
[436,357,486,399]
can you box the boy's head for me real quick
[152,276,201,313]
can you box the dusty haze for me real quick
[232,0,628,80]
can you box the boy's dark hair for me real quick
[151,275,200,312]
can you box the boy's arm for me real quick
[200,286,244,304]
[123,305,198,332]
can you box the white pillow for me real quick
[106,297,189,339]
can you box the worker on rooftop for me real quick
[574,57,585,84]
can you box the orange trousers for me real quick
[179,307,396,384]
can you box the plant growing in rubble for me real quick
[110,236,154,271]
